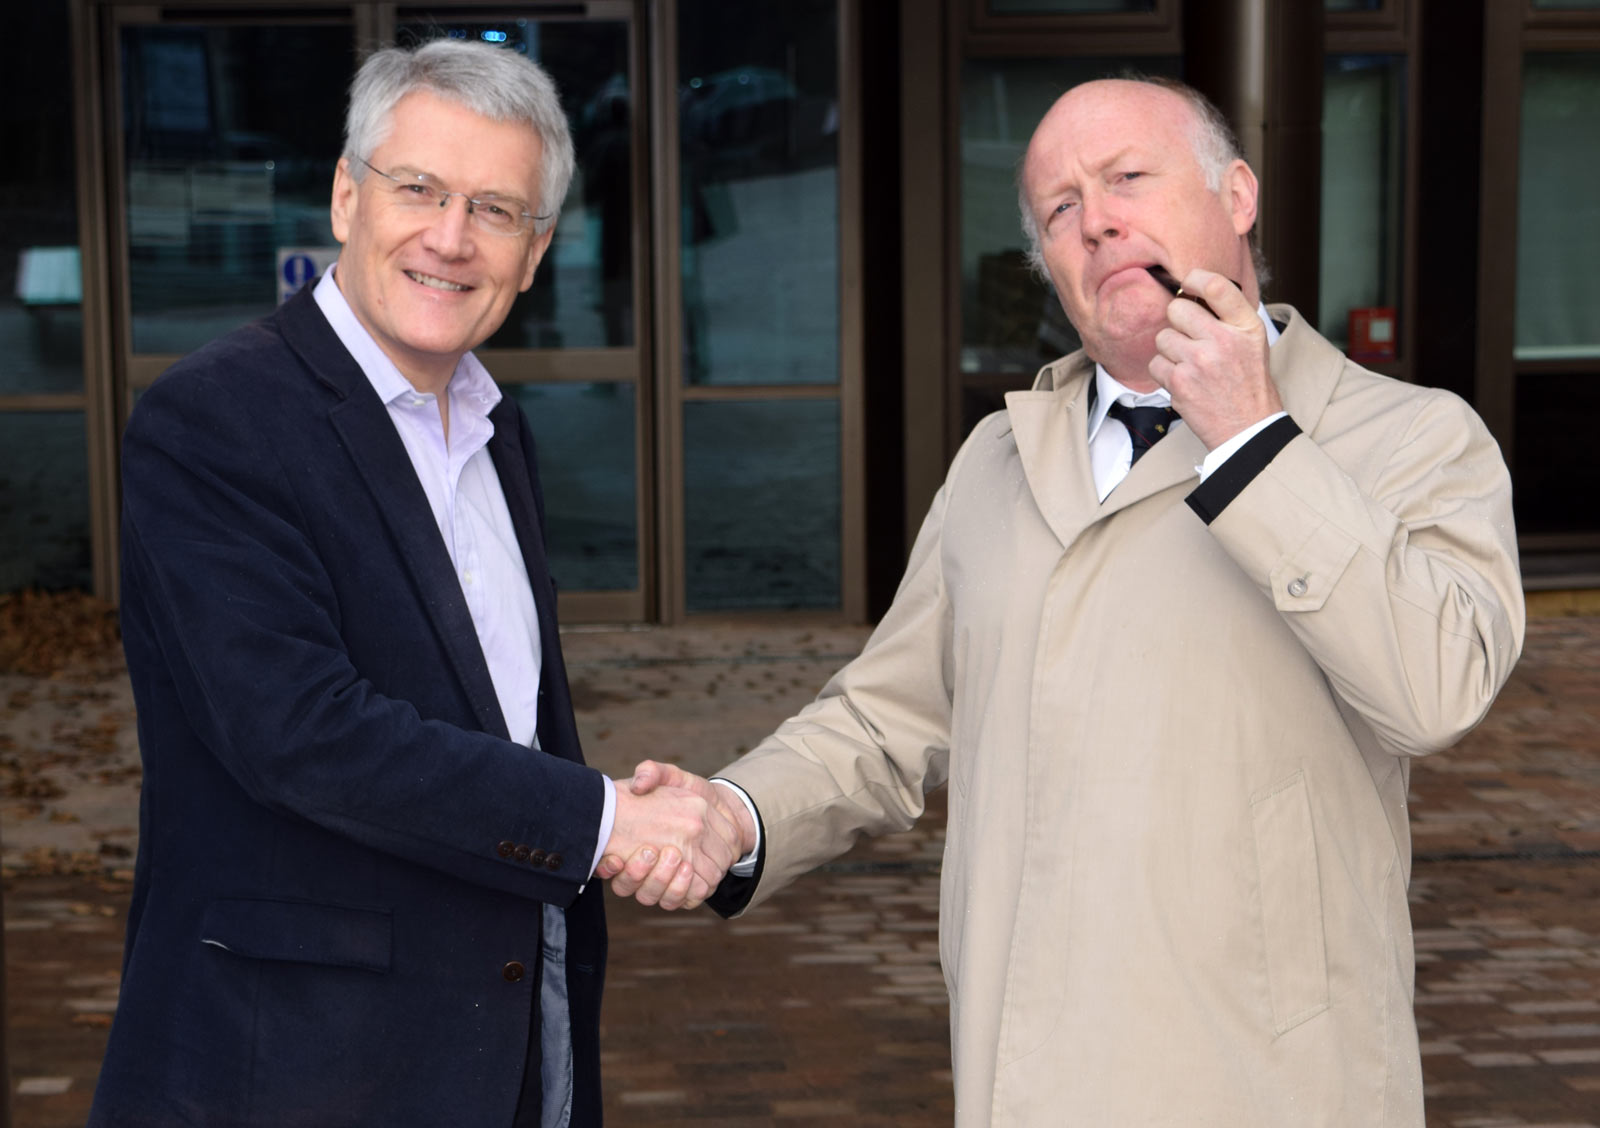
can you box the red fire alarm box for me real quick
[1348,307,1397,362]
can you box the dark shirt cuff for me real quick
[706,800,766,919]
[1185,416,1302,524]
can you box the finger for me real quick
[595,853,625,881]
[608,846,658,898]
[633,846,684,908]
[655,859,697,911]
[1182,268,1251,326]
[681,874,712,912]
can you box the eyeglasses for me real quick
[356,156,547,236]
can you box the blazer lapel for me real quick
[487,400,586,766]
[279,288,510,740]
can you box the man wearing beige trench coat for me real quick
[605,78,1525,1125]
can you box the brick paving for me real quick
[4,614,1599,1125]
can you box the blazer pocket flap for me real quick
[200,897,392,973]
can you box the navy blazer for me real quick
[90,286,607,1127]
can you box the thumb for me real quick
[629,759,680,795]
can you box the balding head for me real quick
[1016,78,1261,385]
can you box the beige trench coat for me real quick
[719,307,1524,1126]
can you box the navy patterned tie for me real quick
[1108,401,1182,464]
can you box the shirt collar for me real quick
[312,266,502,416]
[1086,302,1282,441]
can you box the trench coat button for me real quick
[1287,577,1309,598]
[513,844,531,862]
[528,849,547,868]
[502,961,525,982]
[545,853,563,871]
[496,840,515,858]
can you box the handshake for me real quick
[596,760,758,911]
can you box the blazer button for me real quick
[528,849,547,868]
[545,853,563,871]
[496,840,516,858]
[513,844,531,862]
[503,961,526,982]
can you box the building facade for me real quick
[3,0,1597,623]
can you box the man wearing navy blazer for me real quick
[89,39,737,1128]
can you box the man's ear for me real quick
[520,224,556,292]
[330,157,356,245]
[1225,158,1259,237]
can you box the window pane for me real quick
[1515,52,1600,359]
[1513,374,1600,535]
[1531,0,1600,9]
[0,413,91,591]
[122,25,350,354]
[684,400,839,610]
[960,56,1181,381]
[1324,0,1382,10]
[1319,54,1406,354]
[397,20,636,350]
[504,383,637,591]
[1,3,82,394]
[679,0,839,386]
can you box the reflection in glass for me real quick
[2,3,83,394]
[678,0,839,386]
[399,21,636,350]
[121,25,350,355]
[1324,0,1382,10]
[505,383,637,591]
[960,56,1181,381]
[684,400,839,610]
[1319,54,1406,353]
[1515,52,1600,359]
[0,413,91,591]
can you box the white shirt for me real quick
[312,269,615,870]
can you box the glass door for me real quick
[665,0,859,617]
[110,2,652,621]
[397,6,650,619]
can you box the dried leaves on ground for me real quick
[0,589,123,677]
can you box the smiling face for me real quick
[1021,80,1258,385]
[330,90,553,393]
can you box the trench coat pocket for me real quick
[200,897,393,973]
[1250,771,1329,1034]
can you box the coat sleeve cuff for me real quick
[1186,416,1302,524]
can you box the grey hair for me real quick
[1017,75,1271,289]
[343,38,575,235]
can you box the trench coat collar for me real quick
[1005,304,1338,550]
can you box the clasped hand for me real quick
[597,761,757,911]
